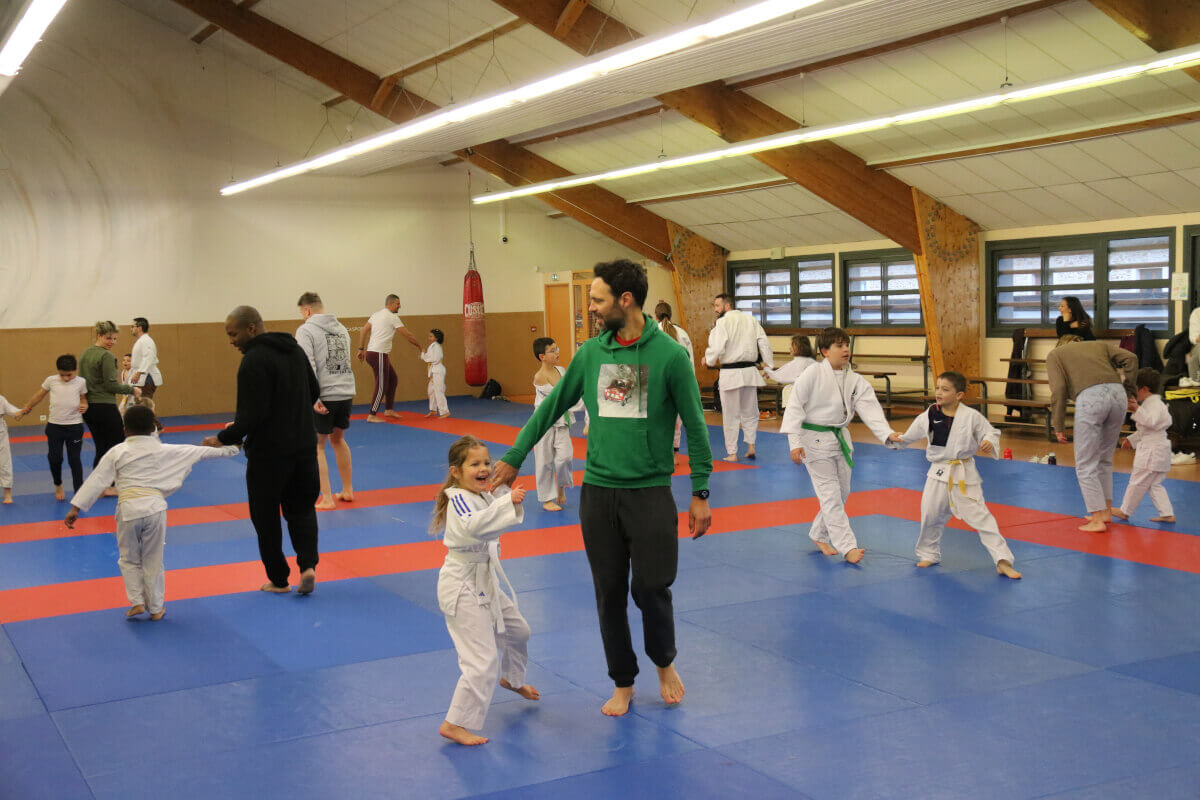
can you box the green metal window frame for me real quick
[839,248,923,328]
[986,227,1175,337]
[727,255,835,330]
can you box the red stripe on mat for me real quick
[3,488,1198,624]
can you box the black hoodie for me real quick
[217,332,319,457]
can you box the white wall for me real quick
[0,0,636,329]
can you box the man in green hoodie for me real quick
[491,259,713,717]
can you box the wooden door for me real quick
[544,283,573,366]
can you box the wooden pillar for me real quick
[912,188,982,383]
[667,221,727,382]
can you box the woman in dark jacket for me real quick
[1055,296,1096,340]
[78,321,140,486]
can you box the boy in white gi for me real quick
[1112,368,1175,524]
[531,337,583,511]
[895,371,1021,579]
[63,406,240,620]
[781,327,900,564]
[432,435,539,746]
[423,328,450,418]
[0,392,23,504]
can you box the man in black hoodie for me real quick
[203,306,322,594]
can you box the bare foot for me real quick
[542,501,562,512]
[917,560,937,568]
[1151,515,1176,523]
[125,604,146,618]
[439,720,487,745]
[845,548,866,564]
[996,560,1022,579]
[2,495,11,505]
[602,686,635,716]
[722,454,738,462]
[260,582,290,593]
[54,485,66,501]
[557,488,566,507]
[315,496,337,510]
[366,415,384,423]
[1078,520,1107,533]
[384,410,400,418]
[657,664,685,705]
[150,609,166,620]
[1101,508,1113,522]
[1110,507,1129,520]
[439,413,451,418]
[425,411,437,417]
[297,568,316,595]
[745,448,756,460]
[815,541,838,556]
[500,678,540,700]
[334,491,354,503]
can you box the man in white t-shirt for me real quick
[130,317,163,401]
[357,293,421,422]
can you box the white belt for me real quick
[445,543,519,633]
[118,487,164,504]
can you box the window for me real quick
[988,229,1173,335]
[727,256,834,328]
[842,250,922,327]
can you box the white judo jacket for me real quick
[780,359,895,454]
[897,404,1000,488]
[1127,394,1173,473]
[704,309,773,389]
[438,486,524,632]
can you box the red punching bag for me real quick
[463,245,488,386]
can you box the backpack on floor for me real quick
[1165,389,1200,451]
[479,378,503,400]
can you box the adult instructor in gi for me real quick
[705,293,773,462]
[490,259,713,716]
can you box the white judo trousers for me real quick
[533,426,573,503]
[917,476,1013,565]
[443,585,531,731]
[1120,471,1173,518]
[803,446,857,555]
[0,423,11,490]
[1073,384,1127,513]
[116,510,167,614]
[718,386,760,456]
[427,365,448,415]
[1119,393,1174,518]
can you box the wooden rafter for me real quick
[191,0,261,44]
[554,0,590,39]
[1089,0,1200,82]
[324,19,527,108]
[168,0,699,265]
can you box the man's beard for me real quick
[602,310,624,332]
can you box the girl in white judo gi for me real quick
[780,327,901,564]
[423,329,450,418]
[895,372,1021,579]
[63,406,241,619]
[1112,368,1175,524]
[531,337,583,511]
[654,301,695,459]
[432,435,539,746]
[0,392,24,504]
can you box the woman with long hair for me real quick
[1055,296,1095,340]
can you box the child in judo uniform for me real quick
[1112,368,1175,524]
[423,328,449,418]
[530,337,583,511]
[780,327,900,564]
[432,435,539,746]
[895,371,1021,579]
[63,406,241,619]
[0,392,23,504]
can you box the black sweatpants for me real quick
[246,452,320,588]
[45,423,84,491]
[579,484,679,688]
[82,403,125,467]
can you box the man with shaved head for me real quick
[203,305,323,594]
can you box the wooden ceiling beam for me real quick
[191,0,260,44]
[169,0,688,265]
[1089,0,1200,82]
[554,0,590,39]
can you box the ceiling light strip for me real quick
[0,0,70,77]
[472,43,1200,205]
[220,0,828,196]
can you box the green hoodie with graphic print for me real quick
[501,314,713,493]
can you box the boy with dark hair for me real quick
[1113,367,1174,523]
[65,405,241,619]
[530,337,581,511]
[780,327,899,564]
[20,354,89,500]
[895,371,1021,578]
[423,328,450,418]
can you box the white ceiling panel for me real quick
[1042,182,1137,221]
[988,150,1080,189]
[1072,137,1169,177]
[1129,172,1200,211]
[1086,177,1179,217]
[936,193,1021,229]
[1124,128,1200,172]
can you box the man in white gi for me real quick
[704,293,773,461]
[895,371,1021,578]
[781,327,900,564]
[64,405,240,619]
[357,293,421,422]
[129,317,163,403]
[1112,368,1175,523]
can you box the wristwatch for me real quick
[692,489,710,500]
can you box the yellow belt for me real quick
[117,487,164,503]
[945,459,968,496]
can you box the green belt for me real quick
[800,422,853,467]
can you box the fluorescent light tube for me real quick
[0,0,69,77]
[473,43,1200,205]
[221,0,828,196]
